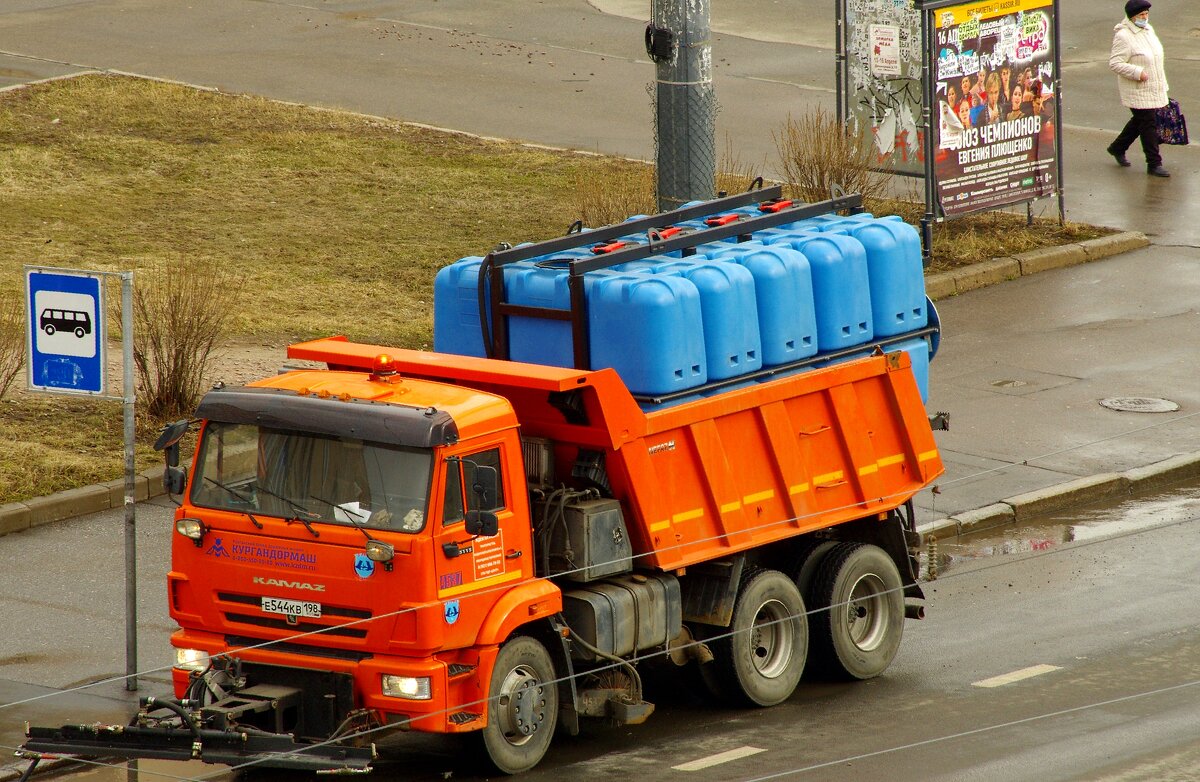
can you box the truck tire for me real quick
[807,542,904,680]
[705,568,807,707]
[479,635,558,774]
[794,539,839,598]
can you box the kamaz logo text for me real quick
[252,577,326,592]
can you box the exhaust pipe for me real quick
[905,603,925,620]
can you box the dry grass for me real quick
[0,74,1111,504]
[871,197,1108,273]
[569,159,655,228]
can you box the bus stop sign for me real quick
[26,268,106,395]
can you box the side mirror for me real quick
[164,467,187,495]
[154,420,191,463]
[471,465,499,510]
[155,420,192,496]
[465,510,499,537]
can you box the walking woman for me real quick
[1107,0,1170,177]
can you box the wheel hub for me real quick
[749,598,794,679]
[496,665,547,745]
[846,573,887,651]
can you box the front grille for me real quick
[226,634,374,662]
[224,612,369,638]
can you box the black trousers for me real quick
[1112,107,1162,169]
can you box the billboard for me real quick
[932,0,1058,217]
[842,0,924,175]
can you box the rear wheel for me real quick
[807,543,904,680]
[704,568,807,707]
[479,635,558,774]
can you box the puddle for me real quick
[922,482,1200,576]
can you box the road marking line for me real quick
[972,664,1063,688]
[672,746,766,772]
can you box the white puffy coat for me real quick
[1109,18,1168,110]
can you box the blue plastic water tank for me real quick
[505,264,579,367]
[503,266,707,395]
[433,256,488,357]
[762,231,873,352]
[699,242,819,366]
[848,218,926,337]
[589,273,707,394]
[653,261,762,380]
[797,215,926,338]
[888,337,930,403]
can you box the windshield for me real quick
[190,422,433,533]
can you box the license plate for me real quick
[261,596,321,618]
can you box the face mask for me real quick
[1134,18,1149,28]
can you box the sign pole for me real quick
[121,272,138,691]
[921,3,936,265]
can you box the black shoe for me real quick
[1148,166,1171,178]
[1106,145,1131,167]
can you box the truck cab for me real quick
[165,356,561,764]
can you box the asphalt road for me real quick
[7,479,1200,782]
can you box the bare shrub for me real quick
[0,295,25,398]
[571,160,656,228]
[773,108,891,204]
[123,257,242,422]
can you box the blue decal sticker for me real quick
[205,537,229,558]
[444,600,460,625]
[354,553,376,579]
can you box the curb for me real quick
[925,231,1149,300]
[0,469,163,538]
[918,450,1200,541]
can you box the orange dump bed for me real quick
[289,337,943,571]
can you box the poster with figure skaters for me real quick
[933,0,1058,217]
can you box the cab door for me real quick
[431,439,530,646]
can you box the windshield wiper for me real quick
[202,477,264,529]
[251,484,321,538]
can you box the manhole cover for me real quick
[1099,397,1180,413]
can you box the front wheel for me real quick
[705,568,807,707]
[478,635,558,774]
[808,542,904,680]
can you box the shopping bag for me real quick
[1155,99,1189,146]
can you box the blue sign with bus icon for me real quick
[26,269,105,395]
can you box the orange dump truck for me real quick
[23,192,944,776]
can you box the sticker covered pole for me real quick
[649,0,716,211]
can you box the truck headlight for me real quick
[174,648,210,672]
[382,675,431,700]
[175,518,206,542]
